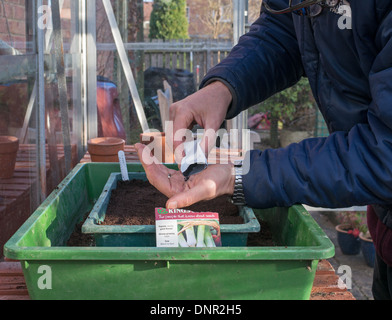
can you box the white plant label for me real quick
[118,150,129,181]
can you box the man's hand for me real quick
[135,143,235,209]
[170,81,232,162]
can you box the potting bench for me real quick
[0,144,78,257]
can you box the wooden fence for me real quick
[143,40,233,86]
[97,39,233,87]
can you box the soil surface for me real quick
[102,180,243,225]
[66,211,94,247]
[66,180,276,247]
[247,220,277,247]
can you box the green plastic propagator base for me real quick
[4,163,335,300]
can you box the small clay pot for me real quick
[88,137,125,162]
[140,132,174,163]
[0,136,19,179]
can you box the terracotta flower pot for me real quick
[87,137,125,162]
[336,224,361,255]
[0,136,19,179]
[140,132,174,163]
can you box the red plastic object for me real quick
[0,80,126,140]
[97,81,126,140]
[248,112,271,130]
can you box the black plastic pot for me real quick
[336,224,361,255]
[360,233,375,267]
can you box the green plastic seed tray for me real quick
[4,163,335,300]
[81,172,260,247]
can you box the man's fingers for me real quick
[171,106,194,154]
[134,142,146,159]
[135,143,165,185]
[199,128,217,157]
[135,143,154,168]
[136,143,188,199]
[173,142,185,166]
[166,183,212,209]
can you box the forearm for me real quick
[242,127,392,209]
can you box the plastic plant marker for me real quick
[118,151,129,181]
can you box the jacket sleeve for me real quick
[243,10,392,209]
[199,0,304,119]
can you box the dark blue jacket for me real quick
[200,0,392,210]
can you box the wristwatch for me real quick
[231,160,246,206]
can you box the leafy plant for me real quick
[337,211,368,238]
[253,77,316,147]
[149,0,189,40]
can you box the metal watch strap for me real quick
[231,160,246,206]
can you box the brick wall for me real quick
[0,0,74,53]
[0,0,27,51]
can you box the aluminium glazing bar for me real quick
[51,0,72,174]
[102,0,149,133]
[228,0,249,153]
[86,0,98,140]
[70,0,84,160]
[36,0,47,201]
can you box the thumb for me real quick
[135,143,148,164]
[135,143,157,169]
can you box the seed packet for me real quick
[155,208,221,247]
